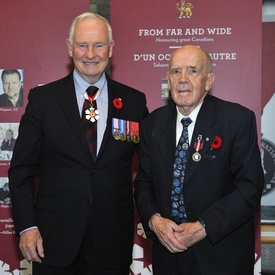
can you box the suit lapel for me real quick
[156,103,177,179]
[96,76,121,160]
[53,73,89,152]
[185,96,217,182]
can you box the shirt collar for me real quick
[73,70,107,98]
[176,101,203,125]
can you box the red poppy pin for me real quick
[210,136,222,149]
[113,98,123,110]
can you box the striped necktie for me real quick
[82,86,99,161]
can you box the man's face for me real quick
[67,18,114,84]
[2,73,21,99]
[167,46,214,115]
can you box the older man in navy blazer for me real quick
[134,45,263,275]
[9,12,148,275]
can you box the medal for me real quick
[131,132,140,144]
[119,119,126,141]
[112,118,120,140]
[113,131,120,140]
[84,90,99,122]
[126,134,132,142]
[85,106,99,122]
[130,121,140,144]
[192,135,204,162]
[120,133,126,141]
[192,152,201,162]
[126,121,131,142]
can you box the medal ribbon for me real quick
[126,120,132,142]
[119,119,126,135]
[194,135,204,152]
[130,121,139,136]
[112,118,119,134]
[84,90,99,104]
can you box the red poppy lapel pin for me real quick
[210,136,222,149]
[113,98,123,110]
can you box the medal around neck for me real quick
[84,91,99,123]
[85,105,99,122]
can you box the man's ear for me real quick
[66,39,73,57]
[206,73,215,91]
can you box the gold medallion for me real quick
[120,133,126,141]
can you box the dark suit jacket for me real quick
[134,95,264,275]
[9,72,148,269]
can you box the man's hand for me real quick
[19,228,44,263]
[174,221,207,248]
[149,214,187,253]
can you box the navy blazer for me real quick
[134,94,264,274]
[9,72,148,269]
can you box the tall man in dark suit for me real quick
[134,45,264,275]
[9,12,148,275]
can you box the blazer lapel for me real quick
[185,96,217,182]
[156,103,177,179]
[53,73,89,152]
[96,76,121,160]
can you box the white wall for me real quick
[263,0,275,22]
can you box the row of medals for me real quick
[113,130,140,144]
[87,103,140,144]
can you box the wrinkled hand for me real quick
[174,221,207,248]
[19,228,44,263]
[150,214,187,253]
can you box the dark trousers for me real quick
[152,240,202,275]
[170,247,202,275]
[33,207,129,275]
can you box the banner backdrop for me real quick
[261,23,275,224]
[110,1,262,274]
[0,1,89,274]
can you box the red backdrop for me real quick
[0,1,89,273]
[0,1,266,274]
[110,1,263,274]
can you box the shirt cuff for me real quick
[20,226,38,235]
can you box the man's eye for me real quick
[171,69,181,75]
[78,44,88,49]
[94,44,104,49]
[188,67,198,74]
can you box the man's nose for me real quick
[85,45,96,58]
[179,70,189,83]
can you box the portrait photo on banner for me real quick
[0,69,24,107]
[0,177,10,204]
[0,123,19,161]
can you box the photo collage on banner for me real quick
[110,1,262,274]
[0,69,23,274]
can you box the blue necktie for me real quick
[171,117,192,224]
